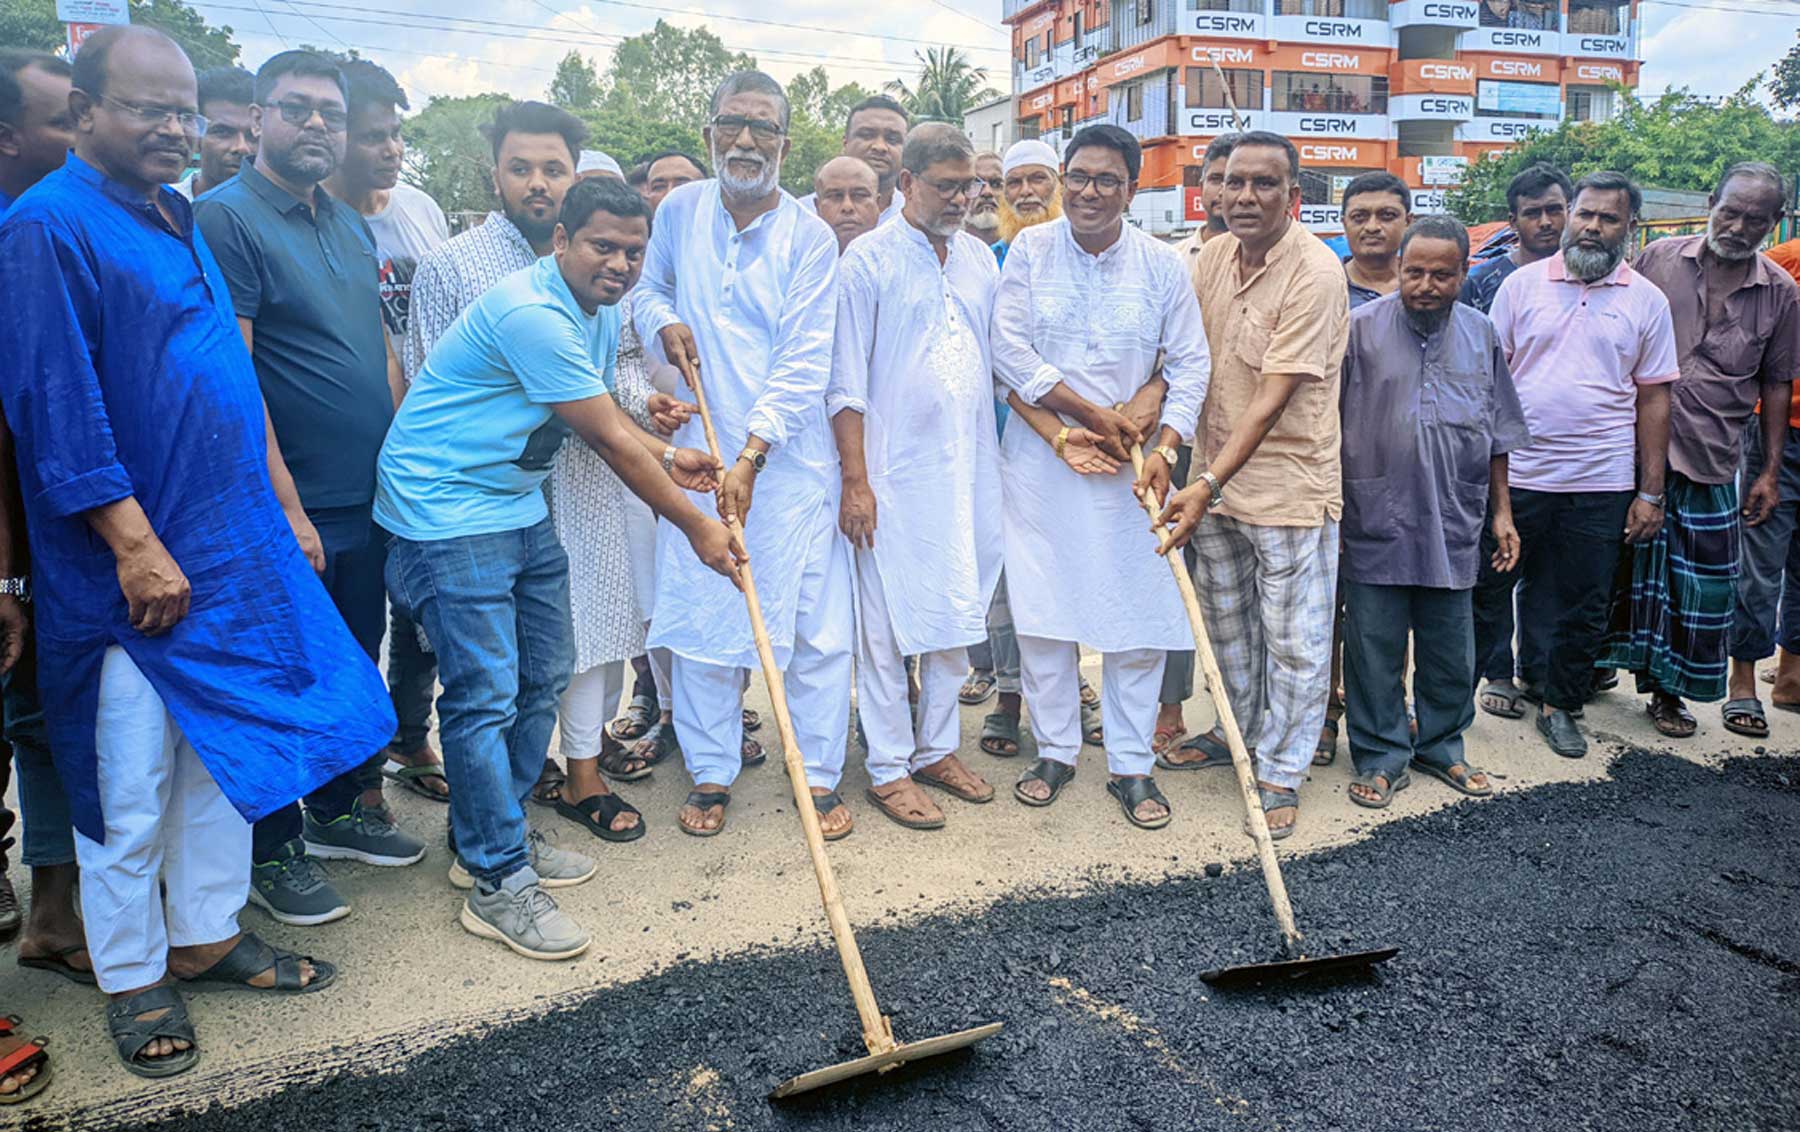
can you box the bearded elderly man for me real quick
[992,124,1211,830]
[992,137,1061,266]
[1473,171,1680,759]
[831,124,1001,831]
[636,71,856,839]
[964,149,1002,242]
[1600,162,1800,740]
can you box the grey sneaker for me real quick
[459,869,590,960]
[249,840,351,926]
[448,829,596,890]
[304,802,427,867]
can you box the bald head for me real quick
[814,155,880,253]
[69,25,195,196]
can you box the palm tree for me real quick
[885,47,1001,126]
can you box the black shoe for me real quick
[1535,708,1588,759]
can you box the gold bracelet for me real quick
[1054,425,1070,459]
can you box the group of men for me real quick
[0,23,1798,1096]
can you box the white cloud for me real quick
[1638,4,1799,101]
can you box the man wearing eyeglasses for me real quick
[173,65,254,200]
[635,71,855,840]
[196,50,424,928]
[799,94,909,230]
[990,124,1212,831]
[963,150,1003,243]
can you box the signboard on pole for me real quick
[66,22,106,56]
[56,0,129,23]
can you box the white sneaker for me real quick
[448,829,596,890]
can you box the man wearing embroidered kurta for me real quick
[991,124,1212,830]
[1157,131,1350,841]
[831,124,1002,831]
[635,72,855,839]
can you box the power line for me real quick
[923,0,1006,32]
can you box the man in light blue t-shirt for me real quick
[375,178,744,962]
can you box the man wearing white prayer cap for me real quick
[577,149,624,181]
[993,138,1063,267]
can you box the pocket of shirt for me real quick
[1343,476,1396,540]
[1433,377,1491,431]
[1234,311,1277,373]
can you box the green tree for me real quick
[780,66,874,196]
[1772,32,1800,110]
[549,51,600,111]
[400,92,511,215]
[598,20,755,130]
[788,65,871,134]
[1446,80,1800,224]
[575,105,701,173]
[884,46,998,126]
[0,0,64,51]
[0,0,241,65]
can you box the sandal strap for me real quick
[0,1034,46,1078]
[572,792,640,821]
[810,790,845,813]
[684,790,730,809]
[1258,786,1299,812]
[1021,758,1076,788]
[107,986,195,1060]
[1110,776,1167,808]
[190,932,313,990]
[389,763,445,782]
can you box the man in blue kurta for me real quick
[0,26,392,1076]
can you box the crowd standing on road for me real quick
[0,25,1797,1097]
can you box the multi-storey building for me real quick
[1003,0,1642,234]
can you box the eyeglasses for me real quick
[99,95,207,135]
[921,176,986,199]
[710,114,784,142]
[1064,171,1127,195]
[981,177,1003,192]
[267,98,348,132]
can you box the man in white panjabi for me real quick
[634,71,856,839]
[990,124,1212,830]
[830,124,1002,831]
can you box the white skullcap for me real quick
[1002,138,1059,177]
[577,150,624,178]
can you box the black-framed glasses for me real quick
[1065,171,1127,195]
[267,98,348,132]
[99,94,207,135]
[921,176,985,199]
[709,114,784,142]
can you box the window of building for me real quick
[1272,72,1387,114]
[1185,66,1264,110]
[1567,0,1628,34]
[1476,79,1561,119]
[1275,0,1388,17]
[1024,38,1039,68]
[1477,0,1560,30]
[1127,83,1144,121]
[1074,12,1084,48]
[1061,106,1075,131]
[1136,0,1153,25]
[1301,166,1381,206]
[1186,0,1265,11]
[1566,84,1618,122]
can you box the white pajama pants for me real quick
[75,647,250,994]
[853,549,966,787]
[557,660,626,761]
[646,645,673,712]
[1017,635,1165,777]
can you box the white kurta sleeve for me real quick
[632,199,682,348]
[990,234,1066,405]
[745,226,837,450]
[826,248,875,418]
[1154,256,1213,443]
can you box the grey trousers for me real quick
[1344,580,1475,781]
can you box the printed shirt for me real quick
[1489,254,1681,493]
[374,255,616,541]
[1633,235,1800,485]
[0,154,393,840]
[1195,220,1351,526]
[1340,295,1532,589]
[363,182,449,357]
[404,210,539,383]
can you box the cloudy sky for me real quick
[189,0,1797,108]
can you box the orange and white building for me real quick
[1002,0,1640,234]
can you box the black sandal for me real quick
[608,691,657,741]
[1080,697,1104,747]
[742,708,763,733]
[179,932,336,994]
[555,791,646,842]
[1107,776,1172,830]
[680,790,730,838]
[1158,731,1235,771]
[740,736,766,768]
[529,758,566,806]
[979,711,1021,757]
[1014,758,1076,807]
[106,986,199,1079]
[630,719,681,769]
[1249,786,1299,841]
[1347,770,1410,810]
[596,731,653,783]
[17,945,97,987]
[1313,717,1339,766]
[811,789,853,841]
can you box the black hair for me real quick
[639,148,709,180]
[626,162,647,187]
[1504,162,1574,214]
[1715,160,1786,202]
[844,93,910,134]
[1230,129,1300,183]
[710,71,790,131]
[900,121,972,175]
[0,50,70,125]
[195,65,253,116]
[1399,214,1470,264]
[1063,124,1141,183]
[340,58,409,121]
[1200,133,1238,168]
[72,25,178,102]
[481,99,588,166]
[1572,169,1642,218]
[560,174,652,236]
[1340,171,1410,214]
[253,50,347,105]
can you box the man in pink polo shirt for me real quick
[1472,171,1680,758]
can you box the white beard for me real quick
[715,146,781,201]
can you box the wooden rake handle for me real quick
[684,362,898,1056]
[1126,437,1304,952]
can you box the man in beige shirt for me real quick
[1157,130,1349,841]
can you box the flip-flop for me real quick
[1107,776,1172,830]
[1409,759,1492,797]
[1347,770,1409,810]
[1721,698,1770,738]
[811,789,854,841]
[679,790,730,838]
[1313,717,1339,765]
[381,753,450,802]
[1014,758,1076,807]
[959,670,999,705]
[1773,698,1800,715]
[16,946,97,987]
[979,711,1021,757]
[864,781,945,830]
[555,791,647,842]
[1158,730,1235,771]
[1478,680,1526,720]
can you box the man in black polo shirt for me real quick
[196,50,422,927]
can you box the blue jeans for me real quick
[385,518,574,888]
[5,642,75,868]
[1731,420,1800,661]
[251,504,390,863]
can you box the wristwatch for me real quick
[0,576,29,603]
[737,447,767,474]
[1635,490,1665,509]
[661,444,677,474]
[1152,444,1180,469]
[1197,470,1225,500]
[1054,426,1071,459]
